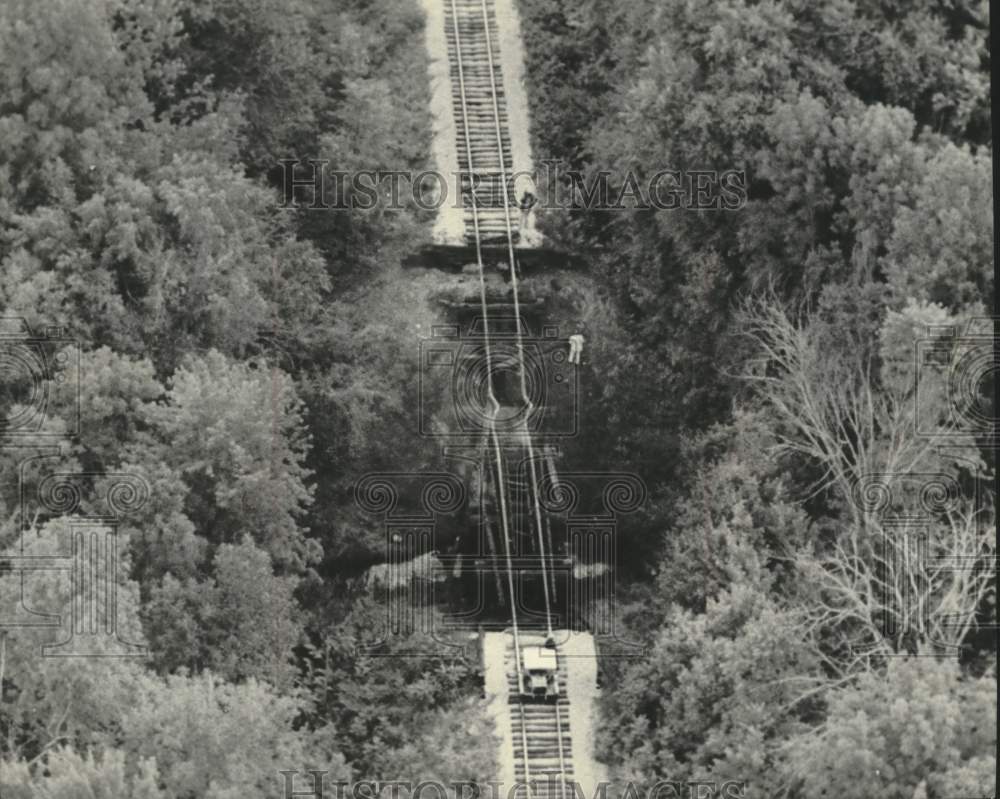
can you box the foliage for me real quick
[121,671,344,799]
[142,537,303,688]
[299,598,484,777]
[656,411,811,612]
[599,584,820,795]
[516,0,994,786]
[135,350,317,571]
[0,520,146,760]
[0,0,457,786]
[1,747,168,799]
[786,657,996,799]
[0,0,993,789]
[517,0,992,483]
[0,0,331,369]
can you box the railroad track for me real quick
[505,632,572,799]
[446,3,571,796]
[445,0,521,244]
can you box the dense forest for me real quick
[0,0,994,797]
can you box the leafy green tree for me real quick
[143,537,303,688]
[832,0,990,143]
[375,700,499,792]
[136,350,318,572]
[64,347,163,472]
[0,748,167,799]
[300,598,483,776]
[0,0,331,369]
[884,143,993,309]
[656,411,811,613]
[299,310,433,565]
[0,520,146,761]
[599,583,820,795]
[787,657,996,799]
[114,456,205,585]
[121,671,344,799]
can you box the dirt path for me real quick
[483,631,517,789]
[420,0,465,245]
[561,632,608,795]
[493,0,543,248]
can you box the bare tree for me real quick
[739,295,951,523]
[741,295,993,675]
[794,505,994,675]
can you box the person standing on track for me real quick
[567,328,585,365]
[513,172,537,240]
